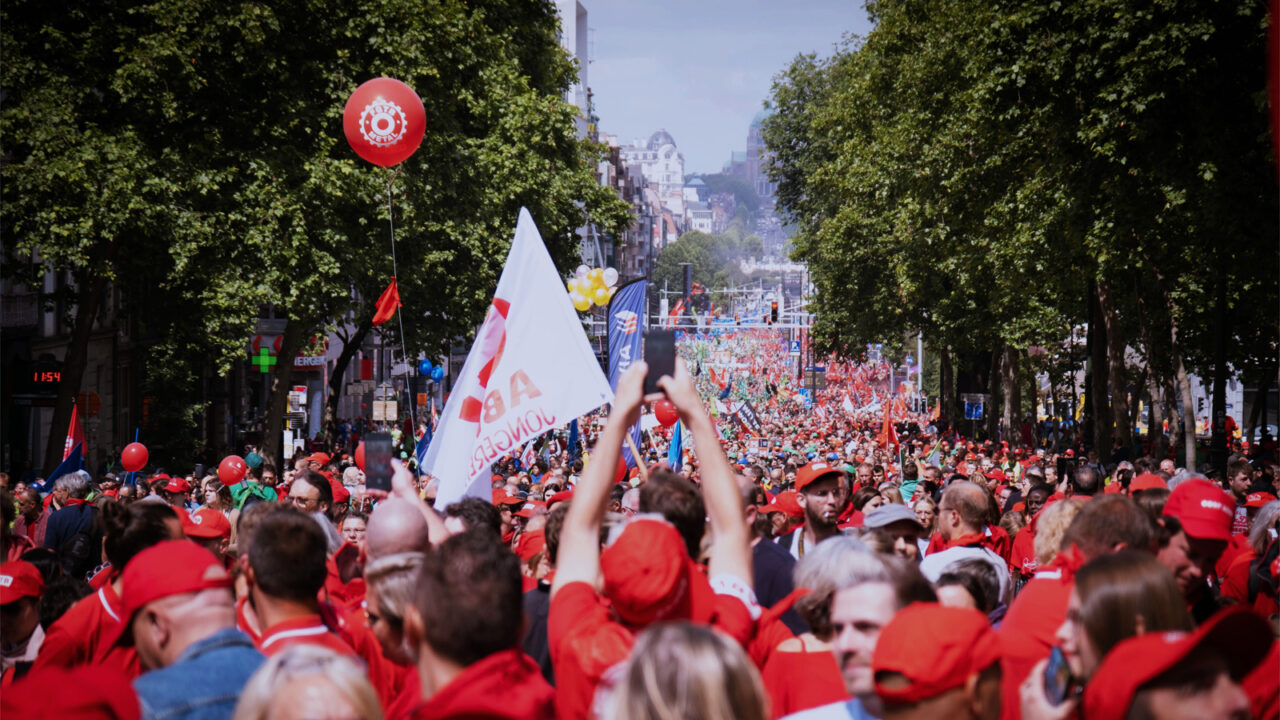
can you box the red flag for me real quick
[880,399,897,450]
[63,403,85,460]
[372,277,401,326]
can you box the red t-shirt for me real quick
[32,585,141,679]
[548,580,754,720]
[997,571,1073,720]
[258,614,358,657]
[761,646,848,719]
[1009,526,1037,578]
[411,648,554,720]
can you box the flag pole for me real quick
[386,168,417,436]
[623,432,648,485]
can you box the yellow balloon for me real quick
[566,277,580,294]
[593,287,610,306]
[587,268,604,286]
[571,293,591,312]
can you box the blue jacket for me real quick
[133,628,264,720]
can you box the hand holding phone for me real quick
[644,330,676,396]
[1043,646,1080,706]
[364,432,394,492]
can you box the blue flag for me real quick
[668,422,682,472]
[414,421,432,471]
[46,442,83,485]
[568,419,581,465]
[607,279,646,468]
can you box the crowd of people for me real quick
[0,329,1277,720]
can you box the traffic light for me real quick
[770,301,779,323]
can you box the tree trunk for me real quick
[1001,346,1020,441]
[940,346,955,427]
[323,320,372,446]
[1173,353,1197,470]
[1246,368,1273,441]
[986,349,1002,440]
[1210,280,1229,477]
[1097,280,1132,456]
[43,272,108,474]
[1144,368,1166,460]
[1086,284,1109,453]
[261,322,306,471]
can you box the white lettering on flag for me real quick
[425,208,613,506]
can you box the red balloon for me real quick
[218,455,248,487]
[355,442,365,472]
[342,78,426,167]
[121,442,148,472]
[654,399,679,428]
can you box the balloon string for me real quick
[387,168,416,437]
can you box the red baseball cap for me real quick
[1163,479,1235,541]
[872,602,1000,705]
[0,560,45,604]
[546,490,574,509]
[163,476,191,494]
[105,540,233,647]
[760,490,804,519]
[515,529,546,561]
[492,488,525,506]
[600,517,711,627]
[1131,473,1168,492]
[795,461,842,492]
[515,501,544,519]
[1245,491,1277,508]
[306,452,332,465]
[1083,607,1272,719]
[182,508,232,539]
[0,664,141,719]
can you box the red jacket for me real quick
[412,649,554,720]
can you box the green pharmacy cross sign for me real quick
[251,347,277,374]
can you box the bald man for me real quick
[918,482,1010,602]
[365,498,431,561]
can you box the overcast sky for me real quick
[583,0,874,174]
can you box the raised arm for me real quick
[552,361,649,597]
[659,358,752,587]
[387,459,450,546]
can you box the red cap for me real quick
[760,490,804,519]
[163,476,191,494]
[600,518,708,627]
[491,474,505,484]
[0,664,141,719]
[1163,479,1235,541]
[515,529,546,561]
[1131,473,1168,492]
[182,508,232,539]
[983,469,1008,483]
[1064,449,1075,457]
[795,461,842,492]
[515,501,544,519]
[873,603,1000,705]
[1083,607,1272,719]
[306,452,332,466]
[492,488,524,506]
[324,472,350,505]
[546,490,574,509]
[0,560,45,604]
[1245,492,1277,508]
[105,541,233,647]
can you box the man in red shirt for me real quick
[403,529,553,719]
[1156,477,1235,623]
[549,360,758,720]
[244,508,356,657]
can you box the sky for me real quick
[582,0,874,174]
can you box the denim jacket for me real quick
[133,628,265,720]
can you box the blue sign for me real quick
[964,401,984,420]
[789,340,801,355]
[608,279,647,468]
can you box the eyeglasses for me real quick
[287,495,318,511]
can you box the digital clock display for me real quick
[33,370,61,384]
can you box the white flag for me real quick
[841,394,856,415]
[426,209,613,506]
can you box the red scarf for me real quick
[943,531,991,551]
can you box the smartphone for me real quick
[1043,646,1080,706]
[644,330,676,396]
[364,432,394,492]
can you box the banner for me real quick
[608,279,646,468]
[735,400,762,437]
[424,209,614,506]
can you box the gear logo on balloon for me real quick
[359,97,408,147]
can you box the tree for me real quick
[2,0,630,470]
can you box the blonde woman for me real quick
[608,622,768,720]
[232,645,382,720]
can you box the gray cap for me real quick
[864,503,924,530]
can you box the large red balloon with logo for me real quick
[355,442,366,472]
[121,442,148,472]
[654,399,679,428]
[218,455,248,487]
[342,78,426,167]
